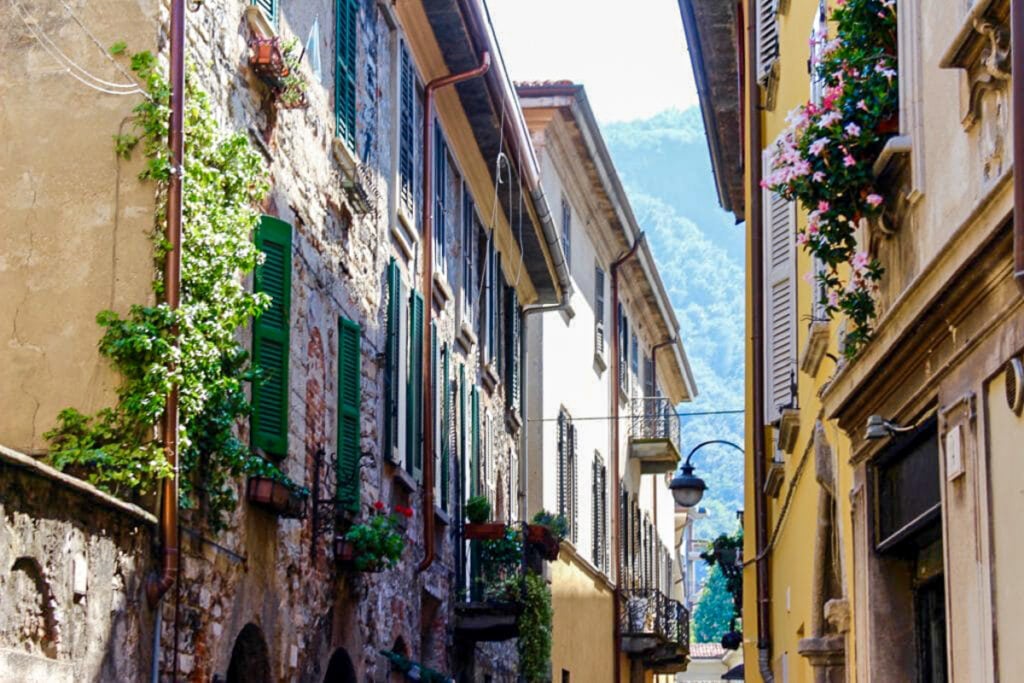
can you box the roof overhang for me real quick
[518,84,699,404]
[421,0,563,302]
[678,0,744,221]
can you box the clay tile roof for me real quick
[689,642,726,659]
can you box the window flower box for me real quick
[463,522,508,541]
[246,476,307,518]
[525,524,560,561]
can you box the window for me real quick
[384,260,406,463]
[252,0,277,27]
[406,289,424,479]
[336,317,362,512]
[335,0,358,149]
[618,305,629,395]
[433,121,449,275]
[561,197,572,271]
[481,239,499,367]
[592,453,608,572]
[630,332,639,382]
[470,385,480,496]
[461,186,477,324]
[594,265,606,356]
[809,0,826,106]
[762,150,797,421]
[439,341,452,512]
[252,216,292,458]
[399,43,415,215]
[557,409,578,544]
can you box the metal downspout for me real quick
[610,233,644,682]
[746,0,773,677]
[418,52,491,574]
[1013,0,1024,293]
[146,0,184,611]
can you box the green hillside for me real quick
[605,108,745,542]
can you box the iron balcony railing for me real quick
[620,588,671,641]
[630,397,681,453]
[619,589,691,650]
[664,598,690,651]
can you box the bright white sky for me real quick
[485,0,699,123]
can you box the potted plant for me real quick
[248,37,308,109]
[336,501,410,571]
[526,509,567,561]
[245,457,309,518]
[463,495,506,540]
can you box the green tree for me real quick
[692,565,737,643]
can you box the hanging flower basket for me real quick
[525,524,560,561]
[246,476,307,518]
[464,522,508,541]
[249,36,289,89]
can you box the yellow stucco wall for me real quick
[550,548,616,681]
[742,1,857,681]
[0,1,159,454]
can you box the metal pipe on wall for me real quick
[610,233,644,683]
[1013,0,1024,294]
[418,52,491,574]
[146,0,184,611]
[746,0,774,678]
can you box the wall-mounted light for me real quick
[864,414,922,440]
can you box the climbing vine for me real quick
[518,571,553,682]
[45,46,299,529]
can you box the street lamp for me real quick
[669,439,744,508]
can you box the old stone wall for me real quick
[0,448,155,682]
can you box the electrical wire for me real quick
[526,408,745,423]
[11,0,147,97]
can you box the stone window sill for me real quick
[245,5,276,38]
[433,271,453,308]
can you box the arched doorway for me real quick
[226,623,271,683]
[324,648,357,683]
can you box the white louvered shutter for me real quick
[763,150,797,422]
[756,0,780,85]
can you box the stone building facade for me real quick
[1,0,568,680]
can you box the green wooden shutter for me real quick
[336,316,362,512]
[470,386,479,497]
[335,0,358,149]
[441,343,450,512]
[384,259,401,459]
[252,216,292,458]
[504,288,520,413]
[252,0,277,27]
[399,43,415,210]
[459,363,466,505]
[431,323,438,500]
[406,289,424,479]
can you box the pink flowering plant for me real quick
[763,0,896,357]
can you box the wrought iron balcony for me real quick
[619,588,672,654]
[629,397,682,474]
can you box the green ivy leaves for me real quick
[45,47,291,530]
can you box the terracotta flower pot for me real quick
[876,114,899,135]
[246,477,306,518]
[334,537,384,572]
[463,522,508,541]
[525,524,560,561]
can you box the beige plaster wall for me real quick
[984,370,1024,680]
[0,0,159,454]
